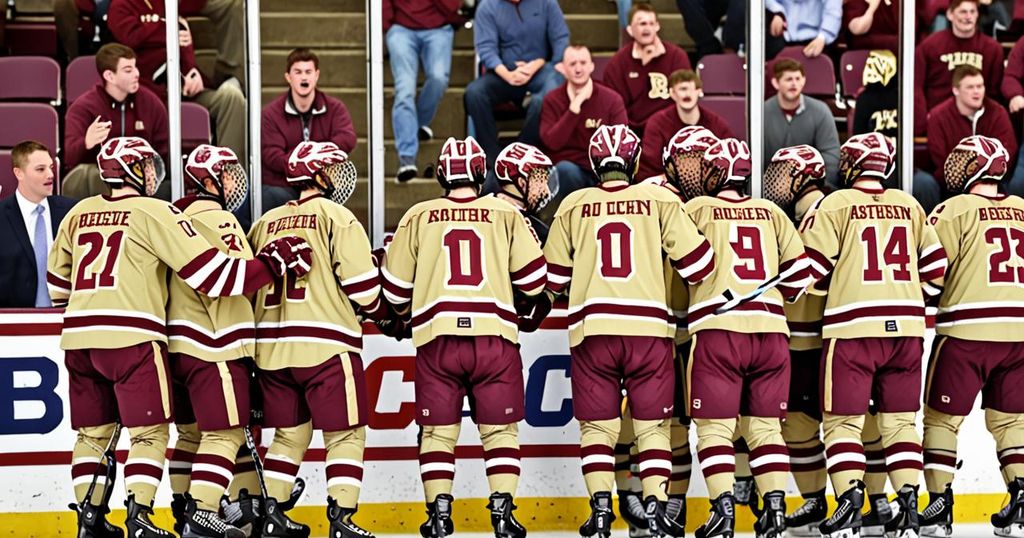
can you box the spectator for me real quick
[843,0,900,53]
[915,0,1003,133]
[676,0,745,59]
[54,0,111,61]
[602,3,691,135]
[63,43,169,200]
[926,65,1018,202]
[0,141,77,308]
[108,0,248,169]
[639,69,733,180]
[539,44,628,199]
[464,0,569,165]
[262,48,357,212]
[383,0,461,182]
[764,58,840,188]
[1003,34,1024,189]
[765,0,842,59]
[852,50,898,138]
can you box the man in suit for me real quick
[1,141,77,308]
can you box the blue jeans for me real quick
[553,161,597,203]
[387,24,454,162]
[913,169,942,215]
[464,63,564,164]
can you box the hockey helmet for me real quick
[97,136,165,196]
[286,141,357,205]
[494,142,558,214]
[436,136,487,191]
[589,124,642,181]
[663,125,719,200]
[185,144,249,212]
[839,132,894,186]
[764,145,826,214]
[701,138,751,195]
[943,135,1010,193]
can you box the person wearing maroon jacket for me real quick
[108,0,247,169]
[540,44,628,202]
[638,69,733,180]
[843,0,899,53]
[1002,34,1024,192]
[601,3,691,135]
[261,48,357,212]
[62,43,170,201]
[914,0,1004,135]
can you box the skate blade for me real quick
[995,524,1024,538]
[821,528,860,538]
[918,524,951,538]
[884,530,918,538]
[862,524,885,538]
[787,523,825,537]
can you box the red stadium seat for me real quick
[697,53,746,96]
[181,102,212,153]
[0,56,61,103]
[839,50,871,101]
[766,47,837,99]
[66,55,100,104]
[0,151,16,201]
[700,96,747,142]
[5,21,57,56]
[592,55,612,83]
[0,103,59,153]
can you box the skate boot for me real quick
[919,485,953,537]
[327,497,374,538]
[733,476,760,516]
[579,491,615,538]
[280,477,306,511]
[784,492,826,537]
[69,501,124,538]
[263,496,311,538]
[181,494,246,538]
[643,496,686,537]
[861,494,896,538]
[752,491,785,538]
[993,478,1024,537]
[220,489,262,537]
[488,492,526,538]
[665,494,686,530]
[695,492,735,538]
[884,485,920,538]
[818,481,864,538]
[619,491,651,537]
[420,493,454,538]
[171,494,188,535]
[125,494,174,538]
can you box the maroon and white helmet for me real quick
[662,125,719,199]
[287,141,356,205]
[185,145,248,212]
[437,136,487,191]
[589,124,642,180]
[764,145,826,212]
[701,138,751,195]
[943,135,1010,193]
[494,142,558,213]
[97,136,165,196]
[839,132,894,186]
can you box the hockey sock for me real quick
[189,427,244,511]
[228,440,260,498]
[72,422,117,505]
[264,421,313,502]
[782,411,826,496]
[480,423,521,495]
[742,417,789,493]
[579,418,619,496]
[170,422,200,495]
[633,418,672,501]
[987,409,1024,486]
[822,413,866,492]
[614,414,636,493]
[669,417,692,495]
[420,423,460,502]
[695,417,737,499]
[877,411,923,488]
[923,406,962,493]
[863,413,890,496]
[126,422,171,506]
[324,427,366,509]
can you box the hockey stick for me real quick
[714,261,807,315]
[72,422,122,515]
[243,426,269,500]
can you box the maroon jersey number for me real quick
[443,229,484,287]
[75,231,125,290]
[729,224,767,281]
[597,222,633,279]
[861,225,911,282]
[984,227,1024,284]
[265,272,307,307]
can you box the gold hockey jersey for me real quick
[800,186,947,339]
[785,293,826,351]
[47,193,272,350]
[544,182,715,347]
[684,196,810,335]
[249,195,382,370]
[166,198,256,362]
[930,193,1024,342]
[382,195,546,347]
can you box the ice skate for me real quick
[262,496,311,538]
[753,491,785,538]
[327,497,374,538]
[220,489,262,537]
[883,485,919,538]
[579,491,615,538]
[487,492,526,538]
[643,495,686,537]
[69,501,123,538]
[818,481,864,538]
[420,493,454,538]
[181,494,246,538]
[994,478,1024,537]
[125,494,174,538]
[695,492,735,538]
[919,485,953,538]
[784,493,826,537]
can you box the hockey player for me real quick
[920,135,1024,538]
[49,137,312,538]
[248,141,385,538]
[801,132,948,538]
[493,141,558,245]
[544,124,716,537]
[683,138,811,538]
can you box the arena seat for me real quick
[0,151,15,200]
[700,96,747,142]
[0,103,59,153]
[5,21,57,57]
[840,50,871,101]
[0,56,60,104]
[182,102,212,153]
[696,53,745,96]
[66,55,99,104]
[592,55,612,83]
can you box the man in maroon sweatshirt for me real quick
[108,0,247,169]
[843,0,900,53]
[914,0,1003,134]
[539,44,628,203]
[62,43,169,200]
[638,69,733,181]
[261,48,357,211]
[601,3,691,136]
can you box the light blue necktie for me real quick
[33,205,51,307]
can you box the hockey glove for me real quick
[517,291,552,333]
[376,309,412,341]
[257,236,313,278]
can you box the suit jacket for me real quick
[0,194,77,308]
